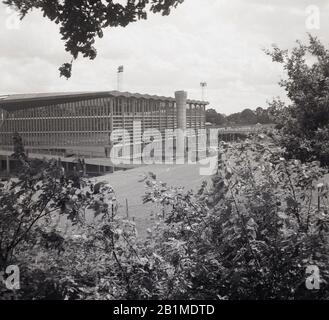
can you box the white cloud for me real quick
[0,0,328,114]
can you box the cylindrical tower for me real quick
[175,90,187,162]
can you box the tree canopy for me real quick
[4,0,184,78]
[266,34,329,133]
[206,108,226,125]
[266,34,329,165]
[206,107,271,126]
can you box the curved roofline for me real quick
[0,91,209,112]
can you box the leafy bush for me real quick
[0,145,126,299]
[141,136,329,299]
[1,134,329,300]
[266,35,329,167]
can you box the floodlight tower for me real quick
[117,65,124,91]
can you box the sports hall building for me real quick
[0,90,208,166]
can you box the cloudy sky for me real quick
[1,0,329,114]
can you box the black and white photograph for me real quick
[0,0,329,309]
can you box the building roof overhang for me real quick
[0,91,209,112]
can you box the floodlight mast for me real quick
[117,65,124,91]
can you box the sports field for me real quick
[95,160,215,237]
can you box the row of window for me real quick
[1,117,204,133]
[3,97,205,120]
[0,132,109,146]
[2,117,111,133]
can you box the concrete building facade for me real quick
[0,91,207,161]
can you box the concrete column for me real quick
[6,156,10,174]
[175,91,187,163]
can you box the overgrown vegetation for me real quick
[1,133,329,300]
[266,34,329,167]
[139,136,329,299]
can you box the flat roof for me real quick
[0,91,209,112]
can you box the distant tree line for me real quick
[206,107,272,126]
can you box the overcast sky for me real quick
[1,0,329,114]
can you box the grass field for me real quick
[94,161,214,237]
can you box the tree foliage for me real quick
[266,34,329,166]
[140,135,329,299]
[2,133,329,300]
[4,0,184,78]
[206,108,227,126]
[206,107,271,126]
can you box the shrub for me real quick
[266,35,329,166]
[141,136,329,299]
[2,134,329,300]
